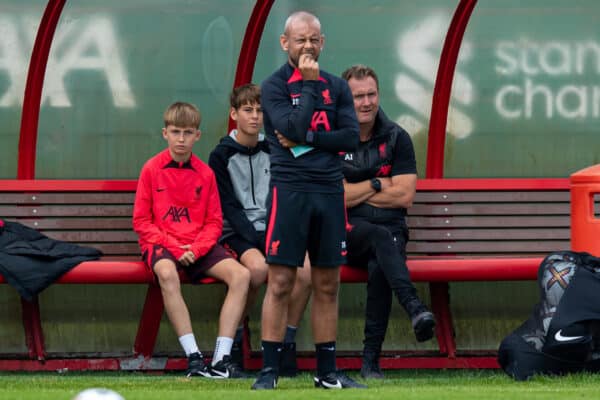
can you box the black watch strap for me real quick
[370,178,382,192]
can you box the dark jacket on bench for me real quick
[0,220,102,300]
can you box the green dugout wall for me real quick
[0,1,597,356]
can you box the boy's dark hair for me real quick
[163,102,201,128]
[341,64,379,90]
[230,84,261,109]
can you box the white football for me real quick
[73,388,125,400]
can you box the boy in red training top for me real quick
[133,102,250,378]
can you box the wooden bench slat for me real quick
[410,228,570,240]
[84,243,141,255]
[10,218,133,230]
[410,203,569,216]
[0,193,134,204]
[414,191,570,203]
[408,240,569,253]
[43,231,138,242]
[407,215,570,228]
[0,205,133,217]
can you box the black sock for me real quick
[284,326,297,344]
[315,341,336,377]
[261,340,283,372]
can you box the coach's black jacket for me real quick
[0,220,101,300]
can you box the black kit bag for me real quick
[498,251,600,380]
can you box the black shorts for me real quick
[265,186,347,268]
[143,244,232,282]
[221,234,266,259]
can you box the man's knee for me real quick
[295,263,312,291]
[371,225,394,244]
[311,268,339,300]
[240,249,268,288]
[229,260,252,290]
[267,266,296,299]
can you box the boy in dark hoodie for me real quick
[209,84,312,376]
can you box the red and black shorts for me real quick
[143,243,232,282]
[264,186,347,268]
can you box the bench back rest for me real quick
[0,180,138,259]
[407,178,571,256]
[0,178,572,259]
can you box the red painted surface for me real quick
[0,356,500,371]
[0,178,569,192]
[17,0,67,180]
[426,0,478,179]
[134,285,165,358]
[0,180,137,191]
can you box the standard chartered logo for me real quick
[495,38,600,119]
[396,14,600,138]
[395,14,474,139]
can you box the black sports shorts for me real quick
[264,186,347,268]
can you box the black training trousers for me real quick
[346,219,417,352]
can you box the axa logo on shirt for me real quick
[162,206,191,223]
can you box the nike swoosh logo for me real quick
[156,188,166,192]
[211,369,229,378]
[554,329,584,342]
[315,378,342,389]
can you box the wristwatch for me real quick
[370,178,382,192]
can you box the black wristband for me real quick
[370,178,382,192]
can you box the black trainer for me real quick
[404,298,436,342]
[280,342,298,377]
[251,367,278,390]
[314,370,367,389]
[360,351,384,379]
[208,355,248,379]
[186,352,211,377]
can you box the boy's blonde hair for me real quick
[163,102,201,128]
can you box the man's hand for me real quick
[275,130,298,148]
[178,245,195,266]
[299,53,319,81]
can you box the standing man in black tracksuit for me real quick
[341,65,436,379]
[252,11,364,390]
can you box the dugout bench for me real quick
[0,178,570,371]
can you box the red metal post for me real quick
[17,1,67,362]
[133,285,165,358]
[17,0,66,180]
[20,298,46,361]
[425,0,478,362]
[426,0,478,179]
[228,0,275,131]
